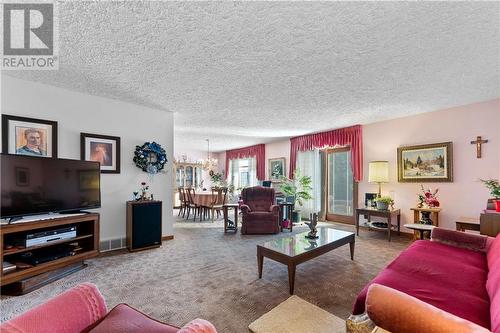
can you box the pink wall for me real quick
[260,99,500,231]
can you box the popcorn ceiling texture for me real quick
[6,1,499,152]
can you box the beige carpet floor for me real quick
[1,215,410,332]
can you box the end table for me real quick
[223,203,239,233]
[279,202,294,232]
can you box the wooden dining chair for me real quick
[208,187,228,223]
[185,188,200,221]
[178,187,187,217]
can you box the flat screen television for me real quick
[1,154,101,219]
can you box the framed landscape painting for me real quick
[81,133,121,174]
[2,115,58,158]
[269,157,286,180]
[397,142,453,182]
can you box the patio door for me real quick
[325,147,357,224]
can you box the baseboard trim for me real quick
[162,235,174,241]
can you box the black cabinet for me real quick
[126,201,162,251]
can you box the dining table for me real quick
[193,191,215,207]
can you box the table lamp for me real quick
[368,161,389,197]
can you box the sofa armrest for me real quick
[240,204,251,214]
[431,227,491,252]
[366,284,490,333]
[0,283,107,333]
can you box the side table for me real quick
[279,202,294,232]
[223,203,239,233]
[410,207,441,226]
[455,216,480,232]
[355,207,401,242]
[404,223,435,240]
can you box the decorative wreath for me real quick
[133,142,167,174]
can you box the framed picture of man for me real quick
[2,115,58,158]
[81,133,121,174]
[268,157,286,180]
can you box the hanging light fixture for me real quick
[201,139,218,170]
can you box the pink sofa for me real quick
[240,186,280,235]
[350,228,500,333]
[0,283,217,333]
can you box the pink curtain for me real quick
[289,125,363,181]
[225,144,266,181]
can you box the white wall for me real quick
[1,75,175,240]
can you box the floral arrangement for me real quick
[418,185,440,208]
[480,179,500,199]
[133,142,167,174]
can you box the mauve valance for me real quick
[289,125,363,181]
[225,144,266,181]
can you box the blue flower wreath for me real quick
[133,142,167,174]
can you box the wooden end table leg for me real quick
[387,216,392,242]
[234,207,238,233]
[356,212,360,236]
[257,251,263,279]
[397,214,401,236]
[288,263,296,295]
[223,206,228,233]
[349,241,355,260]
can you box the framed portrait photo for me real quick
[81,133,121,174]
[268,157,286,180]
[397,142,453,183]
[2,115,58,158]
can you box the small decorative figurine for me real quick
[305,212,319,239]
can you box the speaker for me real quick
[126,201,162,251]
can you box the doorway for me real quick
[324,147,357,224]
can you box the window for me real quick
[229,157,257,189]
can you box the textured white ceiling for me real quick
[6,1,500,152]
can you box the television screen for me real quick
[1,154,101,218]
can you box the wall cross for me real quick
[470,136,488,158]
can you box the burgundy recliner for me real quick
[240,186,280,235]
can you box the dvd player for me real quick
[18,226,77,248]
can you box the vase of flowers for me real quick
[374,196,394,211]
[417,185,440,208]
[480,179,500,212]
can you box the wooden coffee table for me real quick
[257,227,355,294]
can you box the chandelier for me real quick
[201,139,218,170]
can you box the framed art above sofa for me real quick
[397,142,453,183]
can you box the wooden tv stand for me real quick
[1,213,99,295]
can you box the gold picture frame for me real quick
[397,142,453,183]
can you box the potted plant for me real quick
[374,196,394,211]
[279,169,313,223]
[480,179,500,212]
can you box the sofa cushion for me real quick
[88,304,179,333]
[353,240,490,329]
[487,234,500,332]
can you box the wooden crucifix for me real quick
[470,136,488,158]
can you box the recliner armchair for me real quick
[240,186,280,235]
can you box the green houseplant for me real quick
[280,169,313,222]
[374,196,394,211]
[480,179,500,212]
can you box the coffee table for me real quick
[257,227,355,294]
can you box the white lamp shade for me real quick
[368,161,389,183]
